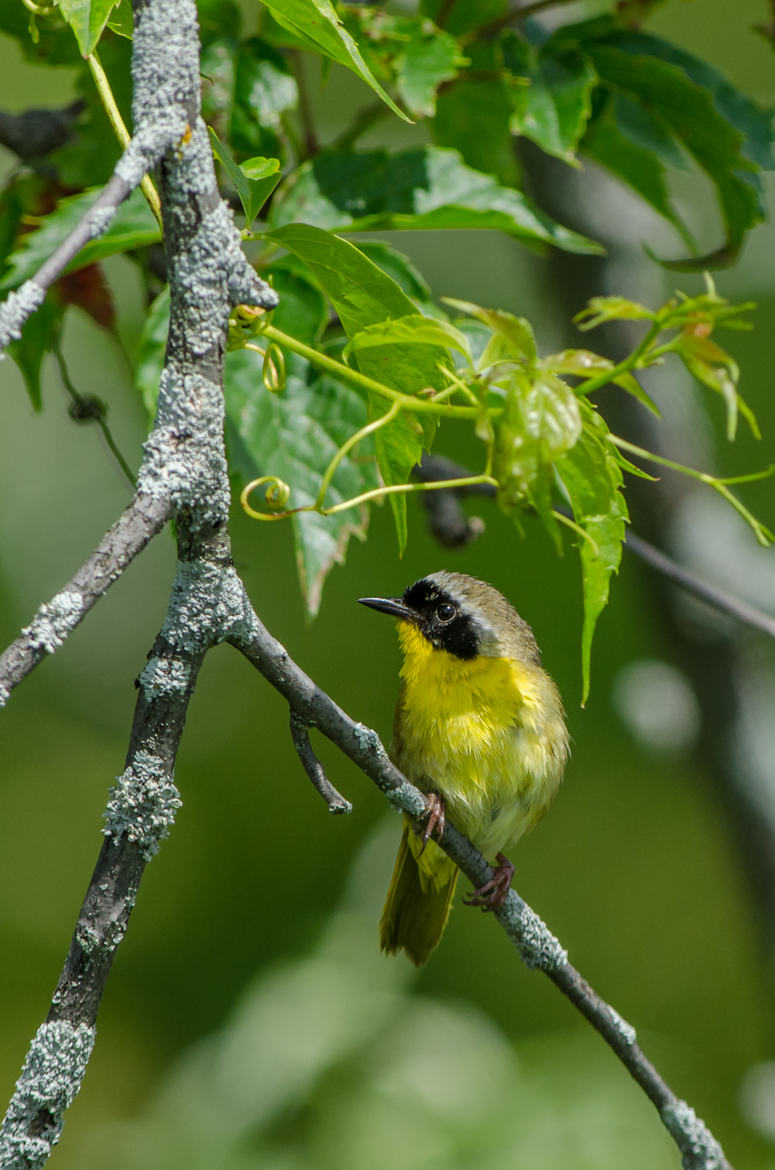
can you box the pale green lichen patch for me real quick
[0,280,45,349]
[661,1100,725,1170]
[103,749,182,860]
[139,654,190,699]
[22,590,84,654]
[500,900,568,971]
[0,1020,95,1170]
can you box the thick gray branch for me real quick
[0,492,171,707]
[226,584,733,1170]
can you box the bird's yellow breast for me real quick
[394,623,567,862]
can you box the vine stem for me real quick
[86,51,163,229]
[259,323,485,419]
[612,435,774,545]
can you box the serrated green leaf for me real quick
[344,314,471,365]
[493,370,581,509]
[505,35,597,166]
[395,26,465,118]
[225,349,379,613]
[106,0,132,39]
[134,285,169,418]
[58,0,117,56]
[540,349,660,414]
[258,0,410,122]
[0,187,160,291]
[356,241,435,309]
[264,223,447,548]
[446,299,537,369]
[585,33,766,265]
[209,126,280,226]
[432,76,520,187]
[7,299,63,411]
[555,409,628,703]
[270,147,603,255]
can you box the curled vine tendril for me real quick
[240,476,294,520]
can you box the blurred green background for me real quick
[2,2,775,1168]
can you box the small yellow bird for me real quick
[359,571,569,965]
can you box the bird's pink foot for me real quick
[463,852,514,910]
[416,791,446,855]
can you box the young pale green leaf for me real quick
[344,314,472,366]
[264,223,447,548]
[7,299,63,411]
[504,35,597,166]
[208,127,280,226]
[541,349,660,414]
[58,0,118,56]
[0,187,160,291]
[574,296,655,330]
[258,0,410,122]
[225,349,379,614]
[445,299,537,369]
[555,410,628,703]
[270,147,604,255]
[106,0,132,39]
[493,370,582,509]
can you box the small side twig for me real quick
[289,711,352,814]
[0,490,171,706]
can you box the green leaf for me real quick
[106,0,133,39]
[584,32,767,265]
[419,0,508,37]
[540,349,660,415]
[395,26,465,118]
[264,223,448,547]
[504,35,597,165]
[229,37,298,159]
[258,0,411,122]
[209,126,280,226]
[574,296,655,330]
[134,286,169,418]
[7,299,63,411]
[58,0,117,56]
[445,299,537,369]
[270,147,603,255]
[344,314,472,365]
[582,95,693,248]
[493,370,582,514]
[555,409,628,704]
[267,263,328,345]
[356,241,435,310]
[225,349,379,614]
[0,187,161,291]
[432,76,520,188]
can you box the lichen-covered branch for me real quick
[0,0,276,1164]
[226,584,734,1170]
[0,491,171,707]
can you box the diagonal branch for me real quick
[226,582,734,1170]
[0,491,171,707]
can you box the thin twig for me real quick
[289,711,352,814]
[227,584,734,1170]
[416,454,775,639]
[0,491,171,707]
[52,334,136,488]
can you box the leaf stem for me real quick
[260,323,485,418]
[575,322,661,396]
[611,435,774,546]
[86,51,163,229]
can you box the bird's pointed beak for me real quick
[358,596,419,623]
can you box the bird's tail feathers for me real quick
[379,820,459,966]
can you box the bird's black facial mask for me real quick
[400,579,479,660]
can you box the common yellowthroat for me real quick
[360,571,568,965]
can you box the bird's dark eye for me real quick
[436,602,456,623]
